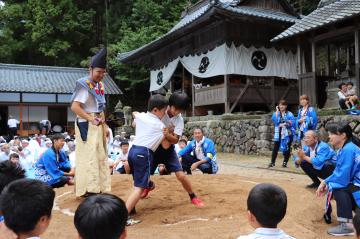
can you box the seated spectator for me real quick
[39,139,53,157]
[114,141,130,174]
[67,141,76,176]
[0,179,55,239]
[175,138,187,154]
[237,183,295,239]
[9,153,20,166]
[178,128,218,174]
[295,130,336,188]
[338,83,351,109]
[74,194,128,239]
[0,144,14,163]
[354,211,360,239]
[0,161,25,238]
[34,134,74,188]
[316,122,360,236]
[347,82,359,110]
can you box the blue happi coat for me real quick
[301,141,336,170]
[272,111,295,152]
[34,148,71,186]
[296,106,317,141]
[179,137,218,174]
[324,141,360,206]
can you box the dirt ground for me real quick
[43,154,349,239]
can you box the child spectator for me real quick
[238,183,295,239]
[8,153,20,166]
[0,178,55,239]
[0,160,26,238]
[114,141,130,174]
[74,194,128,239]
[347,82,358,110]
[175,138,187,155]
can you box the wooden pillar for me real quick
[191,74,195,116]
[297,42,303,96]
[182,65,185,93]
[297,42,302,74]
[271,77,275,108]
[224,75,229,113]
[311,40,318,107]
[326,45,330,76]
[355,30,360,96]
[19,104,23,135]
[311,40,316,73]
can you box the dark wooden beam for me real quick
[230,81,250,112]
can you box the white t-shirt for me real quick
[133,112,165,152]
[347,87,356,96]
[0,152,9,162]
[338,91,347,100]
[238,228,295,239]
[69,151,76,168]
[161,111,184,136]
[7,119,19,128]
[72,87,98,113]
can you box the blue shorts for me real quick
[128,145,154,188]
[152,145,183,174]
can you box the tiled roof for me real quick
[223,5,298,23]
[118,0,299,62]
[0,64,122,94]
[272,0,360,41]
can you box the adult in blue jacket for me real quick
[296,130,336,188]
[35,134,73,188]
[179,128,218,174]
[316,122,360,236]
[269,99,296,168]
[296,94,317,142]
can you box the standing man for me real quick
[7,115,19,141]
[71,48,110,197]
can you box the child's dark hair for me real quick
[179,139,187,145]
[169,92,190,110]
[74,194,128,239]
[347,82,354,87]
[9,153,19,159]
[0,161,25,193]
[338,83,346,89]
[354,210,360,237]
[0,179,55,234]
[120,141,129,147]
[247,183,287,228]
[51,133,65,143]
[148,94,168,112]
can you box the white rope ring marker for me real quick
[53,191,75,217]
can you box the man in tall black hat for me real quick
[71,48,111,197]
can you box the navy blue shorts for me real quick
[128,145,154,188]
[152,144,183,174]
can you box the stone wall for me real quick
[183,114,360,155]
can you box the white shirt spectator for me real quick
[0,152,10,162]
[133,112,165,152]
[338,91,347,100]
[161,111,184,136]
[7,118,19,128]
[72,87,98,113]
[238,228,295,239]
[69,151,76,168]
